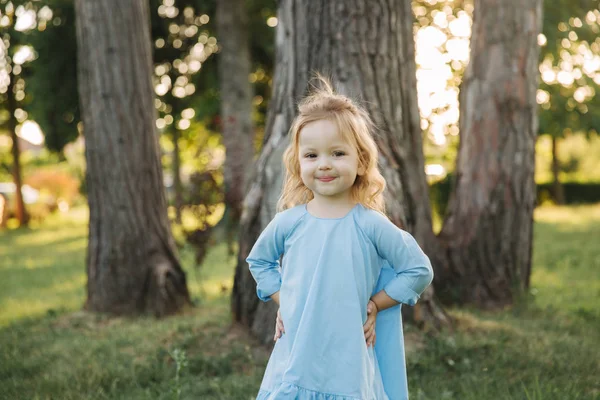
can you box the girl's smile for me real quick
[317,176,336,182]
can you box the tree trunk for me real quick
[551,135,565,204]
[232,0,450,345]
[217,0,254,254]
[7,70,28,227]
[0,194,8,228]
[75,0,191,317]
[436,0,542,307]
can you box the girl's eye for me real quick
[333,151,346,157]
[304,153,316,158]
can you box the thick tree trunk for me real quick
[75,0,191,317]
[217,0,254,254]
[232,0,450,345]
[551,135,565,204]
[436,0,542,307]
[7,70,28,227]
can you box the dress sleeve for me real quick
[246,212,286,302]
[368,212,434,306]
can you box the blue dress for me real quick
[247,203,434,400]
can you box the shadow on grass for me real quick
[0,235,87,268]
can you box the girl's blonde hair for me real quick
[277,75,386,214]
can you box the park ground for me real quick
[0,204,599,400]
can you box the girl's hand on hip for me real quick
[363,300,378,347]
[274,309,285,342]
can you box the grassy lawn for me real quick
[1,205,599,399]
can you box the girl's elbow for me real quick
[425,265,434,287]
[417,262,434,290]
[424,259,434,283]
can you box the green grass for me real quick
[1,205,599,399]
[0,208,267,400]
[407,204,600,400]
[0,208,88,326]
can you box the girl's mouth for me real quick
[318,177,336,182]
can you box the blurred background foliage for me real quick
[1,0,599,234]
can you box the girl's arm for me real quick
[246,213,286,303]
[367,213,434,311]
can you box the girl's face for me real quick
[297,119,364,204]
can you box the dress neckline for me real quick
[304,203,360,220]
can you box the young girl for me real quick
[246,77,433,400]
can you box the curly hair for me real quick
[277,74,386,214]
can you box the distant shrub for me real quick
[182,170,224,266]
[429,175,453,219]
[429,175,600,219]
[537,182,600,205]
[25,169,80,210]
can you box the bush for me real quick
[25,169,80,210]
[429,175,453,219]
[429,175,600,219]
[536,182,600,205]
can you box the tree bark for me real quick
[7,70,28,227]
[217,0,254,254]
[436,0,542,307]
[551,135,565,204]
[75,0,191,317]
[232,0,450,345]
